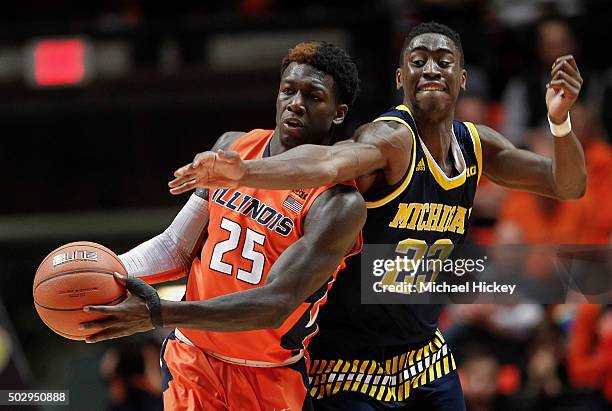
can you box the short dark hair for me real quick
[281,41,361,107]
[401,21,464,67]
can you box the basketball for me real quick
[33,241,127,341]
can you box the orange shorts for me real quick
[160,331,313,410]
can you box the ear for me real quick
[460,68,467,91]
[396,68,403,90]
[332,104,349,125]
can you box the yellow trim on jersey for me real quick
[464,121,483,184]
[419,137,467,191]
[396,104,412,114]
[365,116,417,209]
[399,104,467,191]
[373,116,411,130]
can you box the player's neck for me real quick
[413,113,454,167]
[269,129,288,156]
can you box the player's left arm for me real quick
[80,185,365,342]
[478,55,587,199]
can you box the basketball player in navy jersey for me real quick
[169,22,586,410]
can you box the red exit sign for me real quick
[27,38,91,87]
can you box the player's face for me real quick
[397,33,466,117]
[276,62,347,148]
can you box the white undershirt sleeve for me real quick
[119,193,210,284]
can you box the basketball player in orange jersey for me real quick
[169,22,587,410]
[79,42,365,410]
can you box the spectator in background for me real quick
[100,339,163,411]
[570,102,612,243]
[446,304,544,367]
[497,102,612,245]
[523,319,565,410]
[501,16,598,147]
[567,305,612,410]
[459,346,516,411]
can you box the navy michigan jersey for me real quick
[309,104,482,360]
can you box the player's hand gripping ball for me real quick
[33,242,127,340]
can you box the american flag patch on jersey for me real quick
[283,195,304,213]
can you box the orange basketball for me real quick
[33,241,127,340]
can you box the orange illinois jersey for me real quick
[178,129,362,365]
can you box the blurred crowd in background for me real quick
[0,1,611,410]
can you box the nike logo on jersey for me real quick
[388,202,472,234]
[212,188,294,236]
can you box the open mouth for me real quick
[283,118,304,128]
[417,83,447,92]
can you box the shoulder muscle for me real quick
[353,120,414,186]
[213,131,246,151]
[303,185,366,254]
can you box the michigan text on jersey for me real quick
[388,203,472,234]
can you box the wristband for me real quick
[145,294,163,328]
[548,114,572,137]
[124,276,164,328]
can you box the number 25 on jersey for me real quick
[210,217,266,285]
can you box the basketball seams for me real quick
[34,269,116,289]
[34,294,126,312]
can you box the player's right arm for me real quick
[160,185,366,332]
[168,121,412,192]
[81,184,366,342]
[120,131,245,284]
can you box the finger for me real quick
[85,328,132,344]
[547,79,580,97]
[553,55,576,70]
[169,179,200,194]
[548,78,579,92]
[168,172,198,188]
[79,317,117,330]
[550,70,581,91]
[551,70,581,90]
[124,276,155,297]
[113,272,127,285]
[169,185,189,195]
[173,163,194,178]
[169,185,191,195]
[551,62,582,87]
[560,54,579,72]
[552,60,579,80]
[84,305,119,314]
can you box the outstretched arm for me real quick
[479,55,586,199]
[81,185,365,341]
[168,121,412,192]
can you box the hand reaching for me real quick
[546,55,583,124]
[168,149,246,195]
